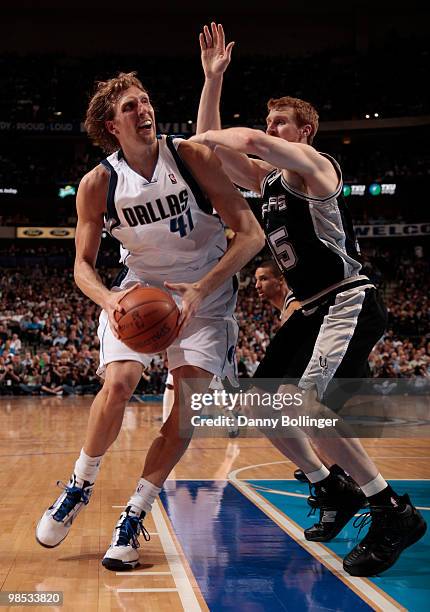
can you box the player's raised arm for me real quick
[195,22,271,193]
[165,140,265,327]
[197,22,234,134]
[74,167,138,336]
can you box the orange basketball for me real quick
[115,286,180,354]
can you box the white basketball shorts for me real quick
[97,311,238,385]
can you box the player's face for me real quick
[108,86,156,147]
[266,108,306,142]
[255,267,281,300]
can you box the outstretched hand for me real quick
[200,22,234,79]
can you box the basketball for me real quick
[115,286,180,353]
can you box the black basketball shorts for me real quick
[253,287,387,403]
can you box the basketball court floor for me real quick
[0,395,429,611]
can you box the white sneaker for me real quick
[102,506,150,571]
[36,474,93,548]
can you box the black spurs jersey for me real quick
[260,154,371,308]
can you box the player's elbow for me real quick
[73,256,91,285]
[256,226,266,250]
[233,219,264,254]
[247,224,265,252]
[73,260,84,286]
[242,132,260,154]
[244,130,267,156]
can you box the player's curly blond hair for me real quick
[267,96,319,144]
[84,72,148,153]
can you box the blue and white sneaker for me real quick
[102,506,150,571]
[36,474,93,548]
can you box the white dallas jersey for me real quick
[101,135,237,318]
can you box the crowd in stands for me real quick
[369,255,430,379]
[1,246,429,396]
[0,264,168,396]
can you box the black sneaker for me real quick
[304,470,366,542]
[330,465,369,508]
[294,469,309,483]
[343,494,427,576]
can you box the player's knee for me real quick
[162,427,192,453]
[105,379,134,404]
[160,412,193,448]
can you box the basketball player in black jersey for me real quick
[255,260,348,485]
[191,22,426,577]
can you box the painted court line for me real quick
[117,588,178,593]
[248,484,430,511]
[229,463,402,612]
[370,457,430,460]
[129,395,145,404]
[116,571,171,576]
[112,501,201,608]
[151,499,202,611]
[252,484,308,499]
[248,476,430,481]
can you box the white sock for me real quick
[127,478,162,515]
[305,465,330,484]
[74,449,103,485]
[361,473,388,497]
[162,386,174,423]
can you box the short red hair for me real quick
[267,96,319,144]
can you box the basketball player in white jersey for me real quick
[192,23,426,577]
[35,72,265,570]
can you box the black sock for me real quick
[367,485,404,509]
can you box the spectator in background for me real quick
[19,366,42,395]
[40,365,63,396]
[9,333,22,354]
[52,329,68,348]
[0,325,9,355]
[1,362,22,394]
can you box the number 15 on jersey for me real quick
[268,226,297,271]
